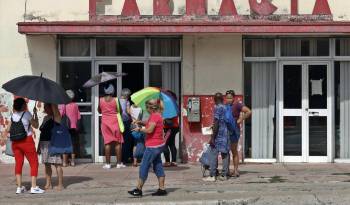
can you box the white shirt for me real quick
[11,111,33,136]
[130,106,142,121]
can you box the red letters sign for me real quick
[89,0,332,20]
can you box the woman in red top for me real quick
[128,99,167,197]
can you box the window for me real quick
[60,38,90,56]
[244,39,275,57]
[96,38,145,56]
[336,39,350,56]
[281,38,329,56]
[59,62,92,103]
[151,38,181,57]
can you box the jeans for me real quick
[139,146,165,182]
[163,128,179,163]
[209,148,230,177]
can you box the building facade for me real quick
[1,0,350,163]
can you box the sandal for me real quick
[170,162,178,167]
[163,162,171,167]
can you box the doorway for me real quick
[279,62,332,162]
[94,61,145,163]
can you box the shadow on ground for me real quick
[23,176,93,188]
[163,166,191,171]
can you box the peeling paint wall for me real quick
[182,34,242,95]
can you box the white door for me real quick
[280,62,331,163]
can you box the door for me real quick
[280,62,331,162]
[94,62,145,163]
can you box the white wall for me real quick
[182,34,243,95]
[0,0,79,162]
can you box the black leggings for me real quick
[163,128,179,163]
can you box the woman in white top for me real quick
[5,98,45,194]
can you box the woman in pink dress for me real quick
[98,84,125,169]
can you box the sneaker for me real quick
[151,189,168,196]
[128,188,142,197]
[116,163,126,169]
[16,186,26,194]
[30,186,45,194]
[102,164,111,169]
[202,176,216,182]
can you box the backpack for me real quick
[48,122,73,155]
[9,112,28,141]
[224,104,240,139]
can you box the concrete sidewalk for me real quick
[1,163,350,205]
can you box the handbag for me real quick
[61,105,71,129]
[5,139,13,157]
[48,122,73,155]
[115,98,125,133]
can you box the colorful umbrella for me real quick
[131,87,179,119]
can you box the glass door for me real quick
[94,62,145,163]
[94,62,120,163]
[280,62,330,162]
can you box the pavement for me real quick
[1,163,350,205]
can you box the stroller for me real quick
[199,144,216,177]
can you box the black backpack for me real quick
[10,112,28,141]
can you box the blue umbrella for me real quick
[160,91,179,119]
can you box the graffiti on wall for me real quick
[0,93,14,163]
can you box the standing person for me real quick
[59,90,81,167]
[119,88,133,164]
[39,103,64,191]
[98,84,125,169]
[203,93,230,182]
[163,90,179,167]
[130,103,145,167]
[128,99,167,197]
[6,98,44,194]
[225,90,251,177]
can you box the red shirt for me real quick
[145,112,165,148]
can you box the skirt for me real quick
[40,141,63,165]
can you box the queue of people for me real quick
[4,82,249,196]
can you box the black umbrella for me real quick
[83,72,127,88]
[2,75,71,104]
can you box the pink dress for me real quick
[59,103,81,129]
[99,97,123,144]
